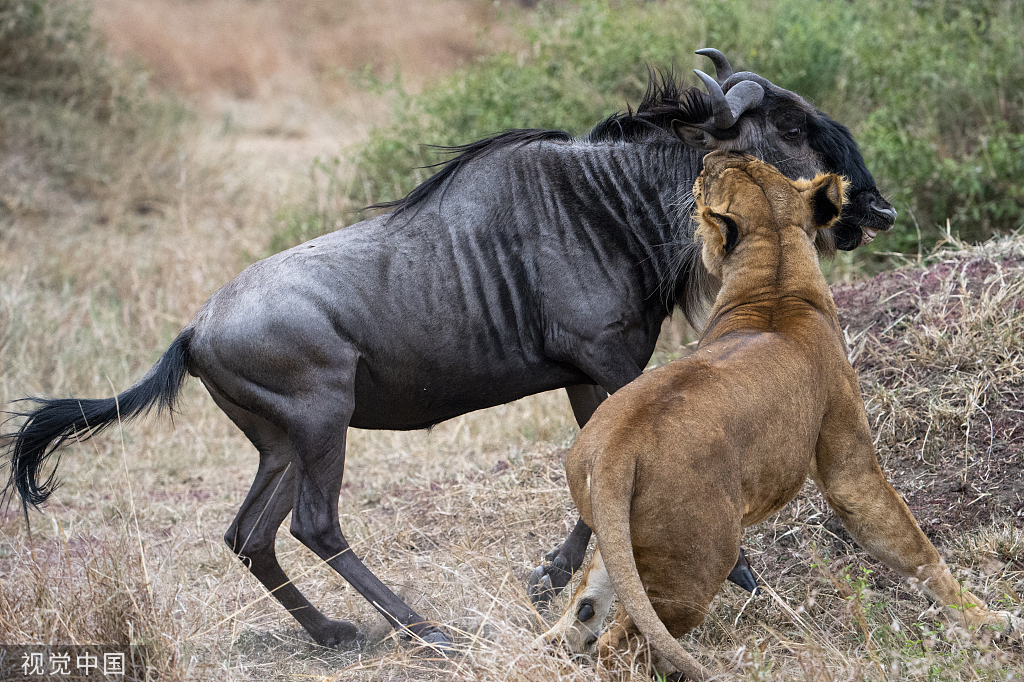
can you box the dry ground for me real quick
[1,2,1022,680]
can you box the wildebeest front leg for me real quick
[528,384,605,606]
[210,389,359,647]
[564,383,608,427]
[286,392,450,650]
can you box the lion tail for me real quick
[589,451,711,681]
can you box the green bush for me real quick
[277,0,1024,257]
[340,0,706,214]
[842,1,1024,250]
[696,0,1024,252]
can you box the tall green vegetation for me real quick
[0,0,187,212]
[281,0,1024,258]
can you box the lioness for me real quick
[537,152,1021,679]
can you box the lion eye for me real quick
[783,127,802,141]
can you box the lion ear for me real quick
[800,173,845,230]
[698,208,740,256]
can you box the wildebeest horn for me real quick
[695,70,765,129]
[722,72,778,94]
[695,48,734,84]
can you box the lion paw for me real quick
[996,611,1024,639]
[969,609,1024,640]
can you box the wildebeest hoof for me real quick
[528,567,555,606]
[726,549,760,594]
[313,619,361,648]
[416,629,457,657]
[727,562,759,594]
[528,555,573,607]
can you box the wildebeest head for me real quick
[672,49,895,252]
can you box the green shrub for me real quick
[275,0,1024,258]
[702,0,1024,252]
[845,1,1024,250]
[340,1,706,214]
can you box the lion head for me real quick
[693,151,845,279]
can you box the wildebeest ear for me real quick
[799,173,845,230]
[671,120,712,150]
[698,208,741,256]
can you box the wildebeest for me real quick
[5,49,895,650]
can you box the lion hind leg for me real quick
[534,548,615,653]
[813,452,1021,635]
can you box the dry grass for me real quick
[834,230,1024,540]
[90,0,518,159]
[94,0,511,102]
[1,3,1022,679]
[3,217,1023,681]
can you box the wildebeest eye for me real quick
[783,127,802,141]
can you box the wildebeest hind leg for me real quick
[210,389,359,647]
[529,517,593,606]
[286,391,450,649]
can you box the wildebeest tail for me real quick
[4,328,194,508]
[589,451,710,681]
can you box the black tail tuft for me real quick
[3,329,193,509]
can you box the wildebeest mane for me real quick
[585,70,713,143]
[369,129,573,216]
[373,70,713,218]
[805,112,872,193]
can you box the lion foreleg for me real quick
[534,547,615,653]
[813,457,1021,636]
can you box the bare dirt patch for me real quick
[90,0,520,199]
[93,0,511,102]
